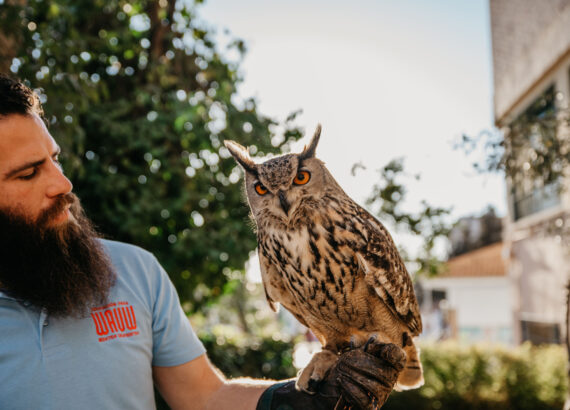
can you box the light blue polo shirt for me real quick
[0,239,206,410]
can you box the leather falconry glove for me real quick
[256,339,406,410]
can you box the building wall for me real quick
[421,276,513,344]
[509,232,570,343]
[498,51,570,344]
[490,0,570,123]
[491,0,570,345]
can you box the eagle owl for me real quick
[224,125,423,392]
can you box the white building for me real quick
[420,242,513,344]
[490,0,570,344]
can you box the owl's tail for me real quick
[394,342,424,391]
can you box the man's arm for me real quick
[154,339,405,410]
[153,354,272,410]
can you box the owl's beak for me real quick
[278,191,290,215]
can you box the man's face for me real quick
[0,113,116,317]
[0,113,73,224]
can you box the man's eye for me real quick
[18,169,38,180]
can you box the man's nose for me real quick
[46,161,73,198]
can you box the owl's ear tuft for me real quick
[299,124,321,159]
[224,140,258,175]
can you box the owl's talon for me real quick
[349,336,356,350]
[307,378,321,393]
[363,335,377,352]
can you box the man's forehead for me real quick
[0,113,59,164]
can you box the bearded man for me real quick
[0,74,405,410]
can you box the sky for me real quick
[197,0,505,254]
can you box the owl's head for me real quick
[224,125,337,223]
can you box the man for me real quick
[0,74,404,410]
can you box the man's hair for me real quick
[0,74,45,121]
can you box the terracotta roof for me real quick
[442,242,506,278]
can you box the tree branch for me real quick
[148,0,176,62]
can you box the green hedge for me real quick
[157,338,568,409]
[200,332,297,381]
[384,341,568,410]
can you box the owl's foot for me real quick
[344,333,382,352]
[361,334,378,351]
[295,350,339,393]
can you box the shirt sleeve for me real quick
[149,256,206,367]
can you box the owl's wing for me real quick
[354,208,423,336]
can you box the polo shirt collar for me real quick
[0,289,20,301]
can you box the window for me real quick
[431,289,447,306]
[520,320,561,344]
[512,180,561,220]
[509,86,561,220]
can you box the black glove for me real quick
[256,340,405,410]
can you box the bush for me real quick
[199,332,297,381]
[155,339,568,409]
[385,341,568,410]
[155,330,297,409]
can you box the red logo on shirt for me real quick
[91,301,139,342]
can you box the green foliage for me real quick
[191,281,299,379]
[155,328,297,409]
[385,342,568,410]
[0,0,303,310]
[191,278,291,339]
[156,337,568,409]
[458,85,563,186]
[199,333,297,380]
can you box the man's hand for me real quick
[330,340,406,409]
[256,339,406,410]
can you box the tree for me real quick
[458,87,565,199]
[0,0,303,311]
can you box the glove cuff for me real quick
[256,381,292,410]
[256,379,342,410]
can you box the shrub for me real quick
[384,341,568,410]
[199,332,297,381]
[155,338,568,409]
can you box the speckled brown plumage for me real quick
[224,125,423,392]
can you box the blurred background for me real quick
[1,0,569,408]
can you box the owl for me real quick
[224,125,423,392]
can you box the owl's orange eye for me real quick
[254,182,268,195]
[293,170,311,185]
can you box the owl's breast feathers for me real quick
[257,192,422,341]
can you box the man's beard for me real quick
[0,193,116,317]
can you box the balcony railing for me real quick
[513,181,561,221]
